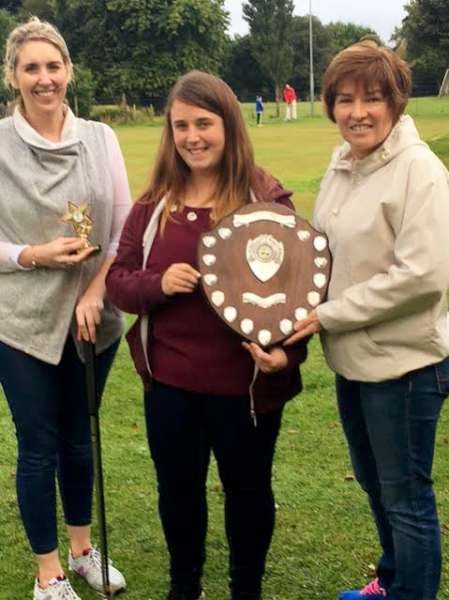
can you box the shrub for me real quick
[67,64,95,119]
[91,103,156,125]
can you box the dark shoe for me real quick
[166,590,204,600]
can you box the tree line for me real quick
[0,0,448,115]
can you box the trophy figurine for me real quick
[62,201,101,254]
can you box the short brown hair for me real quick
[138,70,269,227]
[323,41,412,123]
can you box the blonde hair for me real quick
[3,16,73,89]
[323,41,412,124]
[138,70,270,229]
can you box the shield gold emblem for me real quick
[198,202,331,347]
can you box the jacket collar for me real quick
[329,115,427,176]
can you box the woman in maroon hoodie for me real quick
[106,70,308,600]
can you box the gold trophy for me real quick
[62,202,101,254]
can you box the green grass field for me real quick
[1,97,449,599]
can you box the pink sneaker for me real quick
[338,578,390,599]
[33,576,81,599]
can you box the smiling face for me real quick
[12,39,69,121]
[170,99,226,176]
[333,78,394,159]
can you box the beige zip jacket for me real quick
[314,115,449,382]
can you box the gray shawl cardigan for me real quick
[0,109,123,364]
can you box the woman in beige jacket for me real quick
[287,42,449,600]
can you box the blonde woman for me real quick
[0,17,131,599]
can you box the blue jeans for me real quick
[144,381,283,599]
[336,356,449,600]
[0,336,118,554]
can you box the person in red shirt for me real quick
[106,70,308,600]
[283,83,297,120]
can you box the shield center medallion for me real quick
[246,234,284,282]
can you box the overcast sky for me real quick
[224,0,408,44]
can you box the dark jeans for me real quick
[144,381,283,599]
[0,336,118,554]
[336,356,449,600]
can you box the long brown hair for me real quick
[137,70,268,227]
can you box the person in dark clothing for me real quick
[255,95,264,126]
[106,70,308,600]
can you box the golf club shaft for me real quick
[83,341,111,596]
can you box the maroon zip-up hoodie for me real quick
[106,174,309,414]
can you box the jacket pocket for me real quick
[360,328,388,356]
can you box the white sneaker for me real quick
[68,547,126,594]
[33,576,81,599]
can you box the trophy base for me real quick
[78,243,102,257]
[87,244,102,257]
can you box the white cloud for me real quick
[225,0,407,43]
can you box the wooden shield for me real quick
[198,202,331,347]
